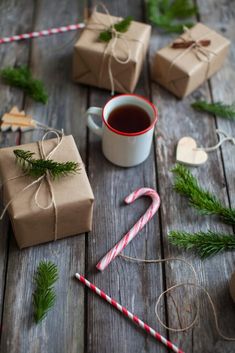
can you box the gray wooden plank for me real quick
[86,1,166,353]
[196,1,235,351]
[150,0,235,351]
[0,0,35,342]
[0,1,88,353]
[197,0,235,205]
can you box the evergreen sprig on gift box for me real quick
[147,0,197,33]
[99,16,133,42]
[169,230,235,258]
[14,149,80,179]
[172,164,235,225]
[191,100,235,120]
[0,66,48,104]
[33,261,59,323]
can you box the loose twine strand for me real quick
[196,129,235,152]
[119,253,235,341]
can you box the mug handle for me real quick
[86,107,103,137]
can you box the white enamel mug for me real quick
[86,94,158,167]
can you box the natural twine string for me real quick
[86,3,143,96]
[167,26,217,89]
[0,130,64,241]
[119,253,235,341]
[196,129,235,152]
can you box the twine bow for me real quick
[167,26,217,87]
[86,3,135,95]
[0,130,65,241]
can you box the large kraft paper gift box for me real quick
[0,135,94,249]
[73,12,151,93]
[152,23,230,98]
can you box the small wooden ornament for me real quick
[0,106,36,132]
[176,137,208,166]
[229,272,235,303]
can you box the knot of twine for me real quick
[86,3,133,96]
[0,130,64,241]
[167,26,217,86]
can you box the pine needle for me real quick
[169,230,235,258]
[33,261,59,323]
[146,0,197,33]
[0,66,48,104]
[172,164,235,225]
[191,100,235,120]
[99,16,133,42]
[14,149,80,179]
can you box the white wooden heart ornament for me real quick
[176,137,208,166]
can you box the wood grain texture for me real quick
[0,1,88,353]
[86,1,166,353]
[0,0,234,352]
[0,0,35,341]
[196,2,235,351]
[150,2,235,352]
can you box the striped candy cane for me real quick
[96,188,160,271]
[75,273,184,353]
[0,23,85,44]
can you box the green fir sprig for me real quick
[14,149,80,179]
[172,164,235,225]
[99,16,133,42]
[146,0,197,33]
[33,261,59,323]
[169,230,235,258]
[191,100,235,120]
[0,66,48,104]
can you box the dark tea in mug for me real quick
[107,105,151,134]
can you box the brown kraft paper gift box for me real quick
[0,135,94,249]
[73,11,151,93]
[152,23,230,98]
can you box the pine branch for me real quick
[191,100,235,120]
[0,66,48,104]
[33,261,59,323]
[14,149,80,179]
[172,164,235,225]
[146,0,197,33]
[99,16,133,42]
[169,230,235,258]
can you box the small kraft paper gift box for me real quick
[0,135,94,249]
[73,11,151,94]
[152,23,230,98]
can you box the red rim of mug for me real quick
[102,94,158,137]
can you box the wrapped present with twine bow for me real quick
[0,133,94,249]
[73,6,151,95]
[152,23,230,98]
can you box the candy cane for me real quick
[96,188,160,271]
[0,23,85,45]
[75,273,184,353]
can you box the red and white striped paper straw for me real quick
[75,273,184,353]
[0,23,85,45]
[96,188,160,271]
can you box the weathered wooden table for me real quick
[0,0,234,352]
